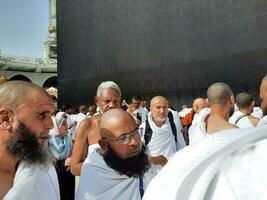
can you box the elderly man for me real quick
[70,81,121,176]
[76,109,150,200]
[139,96,186,187]
[189,82,237,144]
[0,81,59,200]
[258,75,267,126]
[229,92,259,128]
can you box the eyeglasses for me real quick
[104,127,141,144]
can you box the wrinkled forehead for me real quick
[99,88,120,98]
[151,99,169,107]
[18,92,55,113]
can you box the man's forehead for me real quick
[100,88,120,97]
[19,96,55,112]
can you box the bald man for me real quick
[76,109,150,200]
[188,83,237,144]
[139,96,186,188]
[258,75,267,126]
[0,81,59,200]
[188,97,210,143]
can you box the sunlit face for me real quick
[260,80,267,110]
[16,93,55,144]
[95,88,121,113]
[151,99,169,123]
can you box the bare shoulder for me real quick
[248,115,260,126]
[75,118,93,139]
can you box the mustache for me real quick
[103,145,150,178]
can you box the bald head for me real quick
[193,98,208,113]
[100,108,136,138]
[260,75,267,114]
[0,80,51,111]
[207,82,233,105]
[150,96,169,107]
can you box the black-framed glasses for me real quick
[103,127,141,144]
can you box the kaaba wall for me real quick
[57,0,267,108]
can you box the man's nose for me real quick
[128,134,140,146]
[109,101,118,108]
[45,116,54,130]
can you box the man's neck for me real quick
[239,108,251,115]
[0,146,18,199]
[0,149,18,175]
[152,117,166,127]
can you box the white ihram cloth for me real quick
[140,113,186,188]
[75,149,141,200]
[257,116,267,127]
[4,162,60,200]
[252,107,263,119]
[133,107,148,124]
[189,108,210,145]
[229,111,255,128]
[143,126,267,200]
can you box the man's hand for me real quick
[148,155,168,166]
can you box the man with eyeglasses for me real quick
[76,108,150,200]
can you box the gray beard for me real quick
[6,121,54,166]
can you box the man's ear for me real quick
[94,96,99,106]
[99,139,108,151]
[230,95,235,106]
[0,108,13,131]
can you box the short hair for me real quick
[132,96,141,102]
[236,92,254,109]
[0,80,50,110]
[207,82,233,105]
[96,81,121,97]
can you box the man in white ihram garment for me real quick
[229,92,259,128]
[258,75,267,126]
[76,108,150,200]
[143,83,267,200]
[0,81,59,200]
[139,96,186,188]
[188,97,210,143]
[188,82,236,145]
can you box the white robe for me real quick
[4,162,60,200]
[229,111,255,128]
[139,113,186,188]
[188,108,210,145]
[143,126,267,200]
[75,149,141,200]
[257,116,267,127]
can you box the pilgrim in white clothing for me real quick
[143,126,267,200]
[3,162,60,200]
[76,149,142,200]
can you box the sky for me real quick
[0,0,49,58]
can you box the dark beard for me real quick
[103,145,150,178]
[6,121,53,166]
